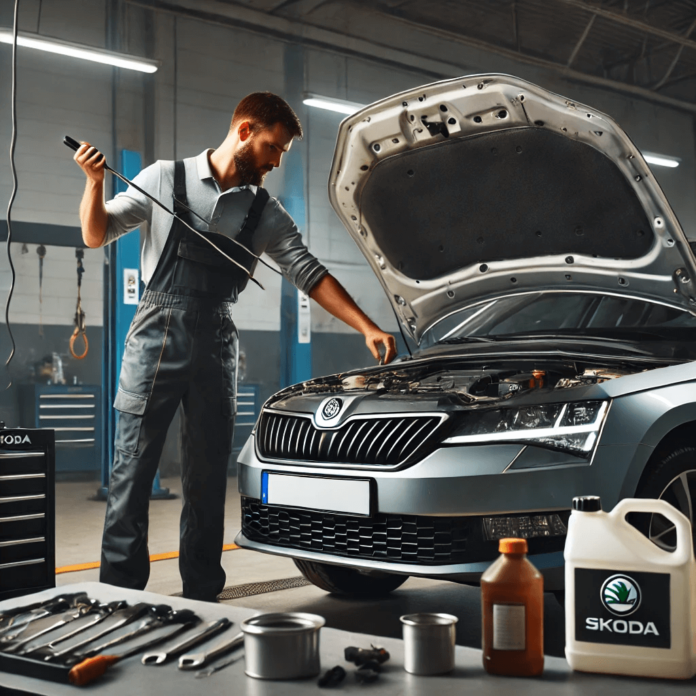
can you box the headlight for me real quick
[443,400,609,457]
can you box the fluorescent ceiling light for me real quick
[642,151,680,168]
[0,29,159,73]
[303,94,366,115]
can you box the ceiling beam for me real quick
[557,0,696,50]
[653,16,696,90]
[269,0,328,16]
[512,0,520,52]
[127,0,459,78]
[655,69,696,91]
[567,13,596,68]
[130,0,696,114]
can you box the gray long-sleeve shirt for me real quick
[104,149,328,296]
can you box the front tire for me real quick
[633,446,696,552]
[294,559,408,596]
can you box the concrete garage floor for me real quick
[54,477,567,658]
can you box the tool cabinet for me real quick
[19,385,101,474]
[232,383,260,458]
[0,428,55,601]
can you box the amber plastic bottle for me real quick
[481,538,544,676]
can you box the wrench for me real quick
[68,617,201,687]
[67,607,198,665]
[178,631,244,670]
[3,599,101,653]
[35,602,152,662]
[194,650,245,678]
[0,593,89,636]
[15,601,126,657]
[0,592,88,629]
[142,617,232,665]
[37,601,128,652]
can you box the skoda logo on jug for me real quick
[575,568,670,649]
[322,398,342,420]
[601,574,641,616]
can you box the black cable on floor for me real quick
[4,0,21,389]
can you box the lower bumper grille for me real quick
[241,497,473,565]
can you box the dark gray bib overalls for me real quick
[100,161,269,600]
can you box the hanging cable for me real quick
[69,249,88,359]
[4,0,20,389]
[37,244,46,338]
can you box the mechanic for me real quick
[74,92,397,602]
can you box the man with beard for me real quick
[74,92,397,600]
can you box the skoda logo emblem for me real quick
[322,398,342,420]
[601,574,642,616]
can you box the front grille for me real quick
[257,412,443,466]
[242,497,473,565]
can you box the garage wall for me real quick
[1,0,695,429]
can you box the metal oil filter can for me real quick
[241,612,325,680]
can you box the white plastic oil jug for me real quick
[565,496,696,679]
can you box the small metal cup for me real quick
[400,613,458,675]
[242,612,325,680]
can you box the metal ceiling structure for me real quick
[351,0,696,103]
[135,0,696,111]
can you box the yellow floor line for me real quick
[55,543,240,575]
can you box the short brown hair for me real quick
[231,92,303,140]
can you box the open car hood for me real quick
[328,74,696,343]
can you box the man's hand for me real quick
[74,142,106,184]
[364,327,397,364]
[309,274,398,365]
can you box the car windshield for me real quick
[422,292,696,348]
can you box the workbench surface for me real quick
[0,582,693,695]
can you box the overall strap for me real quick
[173,160,188,216]
[236,188,270,249]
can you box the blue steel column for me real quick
[279,43,312,388]
[98,150,170,499]
[98,221,116,497]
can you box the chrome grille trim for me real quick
[257,410,448,469]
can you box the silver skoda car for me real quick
[236,74,696,595]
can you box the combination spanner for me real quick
[178,631,244,670]
[142,617,233,665]
[33,602,153,662]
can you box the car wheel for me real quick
[294,559,408,596]
[633,446,696,553]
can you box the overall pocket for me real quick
[113,305,173,454]
[113,389,148,455]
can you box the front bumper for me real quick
[236,495,567,587]
[237,434,639,587]
[235,531,565,587]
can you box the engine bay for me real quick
[281,356,662,406]
[340,363,637,404]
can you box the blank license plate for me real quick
[261,472,371,516]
